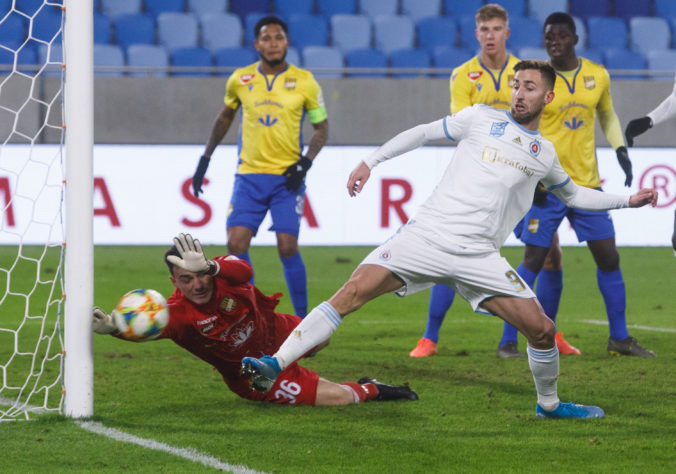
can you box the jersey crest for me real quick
[529,139,541,157]
[583,76,595,90]
[219,297,238,312]
[284,78,297,89]
[468,71,483,82]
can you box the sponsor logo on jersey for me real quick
[284,78,297,89]
[468,71,483,82]
[219,297,237,312]
[490,121,509,137]
[584,76,595,90]
[529,139,541,157]
[512,136,522,146]
[528,218,539,233]
[239,74,255,84]
[481,146,535,177]
[379,250,391,261]
[258,114,278,126]
[228,320,255,347]
[564,116,584,130]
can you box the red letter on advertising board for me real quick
[1,177,15,227]
[182,178,212,227]
[303,194,318,228]
[94,177,121,226]
[381,178,412,227]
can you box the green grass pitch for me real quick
[2,245,676,472]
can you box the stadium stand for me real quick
[145,0,185,18]
[302,45,343,78]
[286,46,300,65]
[614,0,652,21]
[604,48,646,79]
[114,14,155,51]
[187,0,228,16]
[389,48,431,78]
[573,16,587,50]
[401,0,442,22]
[230,0,269,19]
[646,49,676,79]
[101,0,141,18]
[458,15,478,51]
[200,12,243,52]
[432,46,473,69]
[443,0,483,17]
[274,0,313,17]
[94,13,112,44]
[528,0,568,21]
[495,0,526,17]
[518,47,549,61]
[629,17,670,54]
[417,16,457,52]
[157,12,199,52]
[359,0,398,17]
[94,43,124,77]
[373,15,415,54]
[331,14,372,53]
[344,48,387,77]
[170,45,212,76]
[288,14,329,50]
[587,17,627,51]
[656,0,676,17]
[578,49,604,65]
[244,13,266,45]
[317,0,357,16]
[127,44,169,76]
[507,16,542,50]
[569,0,611,20]
[213,46,256,70]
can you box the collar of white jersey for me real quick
[500,110,541,136]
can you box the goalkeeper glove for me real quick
[192,155,211,197]
[533,183,548,206]
[615,146,633,187]
[92,307,117,334]
[167,233,216,274]
[283,155,312,191]
[624,116,652,147]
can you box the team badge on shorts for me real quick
[528,218,539,233]
[490,121,509,137]
[379,250,392,261]
[529,139,541,157]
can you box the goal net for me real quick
[1,0,93,421]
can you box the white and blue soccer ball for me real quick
[112,289,169,341]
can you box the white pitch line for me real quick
[582,319,676,333]
[76,421,267,474]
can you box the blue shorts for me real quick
[227,173,305,237]
[520,189,615,247]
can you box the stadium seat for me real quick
[604,48,645,80]
[0,12,26,50]
[359,0,398,18]
[94,12,112,44]
[586,17,627,51]
[145,0,185,17]
[31,5,62,43]
[432,45,472,69]
[187,0,227,16]
[389,48,431,78]
[613,0,652,22]
[458,15,478,50]
[443,0,483,17]
[230,0,269,20]
[494,0,525,17]
[200,13,243,52]
[288,14,328,51]
[127,44,169,77]
[114,14,155,50]
[157,12,199,52]
[331,14,371,53]
[317,0,356,16]
[94,43,124,77]
[274,0,313,17]
[517,47,549,61]
[301,45,343,78]
[213,46,256,71]
[373,15,414,54]
[401,0,441,22]
[345,48,387,77]
[647,50,676,80]
[170,45,212,76]
[507,16,542,51]
[286,46,300,65]
[569,0,610,20]
[101,0,142,18]
[417,17,457,53]
[629,17,670,55]
[573,16,587,50]
[656,0,676,18]
[244,13,266,46]
[527,0,567,21]
[577,48,603,65]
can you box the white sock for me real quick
[274,301,342,370]
[527,344,560,411]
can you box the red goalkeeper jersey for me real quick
[160,256,302,401]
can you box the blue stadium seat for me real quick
[157,12,198,52]
[517,47,549,61]
[213,46,256,70]
[604,48,645,79]
[573,16,587,50]
[647,49,676,79]
[286,46,300,65]
[656,0,676,17]
[389,48,431,78]
[417,17,457,52]
[495,0,526,17]
[101,0,142,18]
[629,17,670,54]
[114,14,154,50]
[458,15,478,50]
[586,17,627,51]
[244,13,266,46]
[127,44,169,77]
[359,0,398,17]
[432,45,472,69]
[577,48,603,65]
[94,43,124,76]
[288,14,328,50]
[31,5,62,43]
[507,16,542,51]
[317,0,356,16]
[201,13,242,52]
[301,45,343,78]
[187,0,227,16]
[331,14,371,53]
[344,48,387,77]
[0,12,26,50]
[145,0,185,17]
[170,46,212,76]
[230,0,269,20]
[443,0,483,17]
[373,15,414,54]
[94,12,112,44]
[401,0,441,22]
[528,0,568,22]
[569,0,610,20]
[274,0,313,17]
[614,0,652,22]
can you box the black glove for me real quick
[192,155,210,197]
[283,155,312,191]
[615,146,632,187]
[624,116,652,147]
[533,183,548,206]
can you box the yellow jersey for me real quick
[450,55,520,113]
[224,62,327,175]
[540,58,613,188]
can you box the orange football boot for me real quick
[409,338,438,357]
[556,332,581,355]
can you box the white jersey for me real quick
[364,104,628,254]
[647,72,676,126]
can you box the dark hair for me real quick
[254,16,288,39]
[543,12,576,34]
[164,245,179,275]
[476,3,508,26]
[514,60,556,91]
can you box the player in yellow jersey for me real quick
[191,16,328,318]
[515,12,654,357]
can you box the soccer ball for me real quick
[112,289,169,341]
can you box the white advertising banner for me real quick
[1,144,675,246]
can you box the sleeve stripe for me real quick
[547,176,570,190]
[442,116,456,141]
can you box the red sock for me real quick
[341,382,379,403]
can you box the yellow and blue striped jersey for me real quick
[540,58,613,188]
[224,62,327,174]
[450,54,521,113]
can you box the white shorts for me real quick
[360,225,535,312]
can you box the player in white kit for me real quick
[241,60,658,419]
